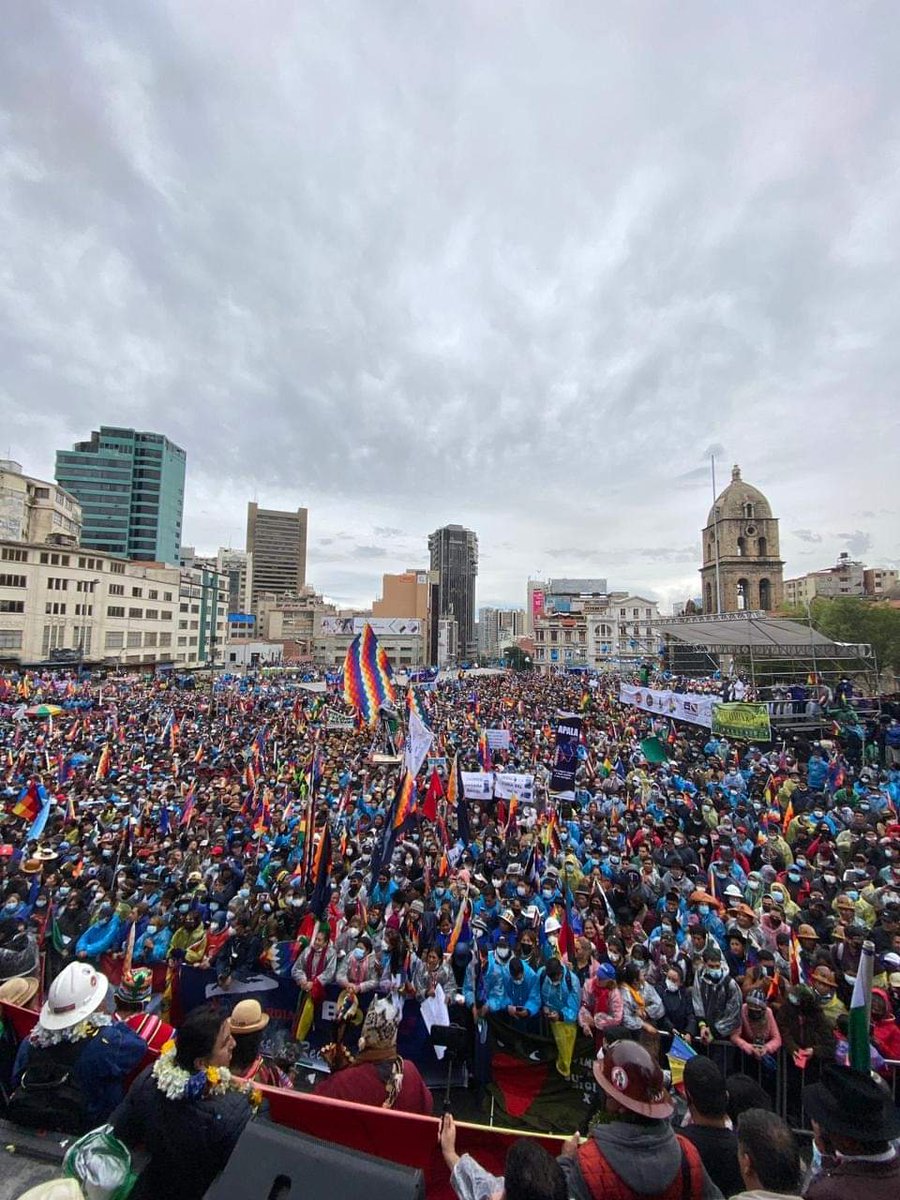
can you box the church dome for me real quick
[706,464,773,526]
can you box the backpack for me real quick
[7,1037,91,1134]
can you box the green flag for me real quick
[848,939,874,1073]
[640,736,669,765]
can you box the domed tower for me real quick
[700,465,784,613]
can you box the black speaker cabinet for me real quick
[204,1118,426,1200]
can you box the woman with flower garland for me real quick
[111,1004,258,1200]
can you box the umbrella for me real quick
[25,704,65,718]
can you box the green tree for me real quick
[503,645,531,671]
[782,597,900,675]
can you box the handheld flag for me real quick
[848,940,875,1073]
[13,779,42,823]
[421,768,443,822]
[446,753,470,844]
[393,772,417,831]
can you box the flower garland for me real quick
[152,1042,262,1110]
[30,1012,112,1049]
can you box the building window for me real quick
[759,578,772,611]
[758,536,768,557]
[45,602,66,615]
[0,574,26,588]
[164,591,173,602]
[736,578,749,611]
[0,629,23,649]
[144,632,157,647]
[105,631,124,650]
[109,583,124,595]
[131,587,142,597]
[0,599,24,613]
[159,632,172,647]
[47,578,68,591]
[110,562,125,574]
[1,548,27,563]
[107,605,125,618]
[127,631,141,648]
[737,536,746,556]
[148,590,158,600]
[128,607,143,619]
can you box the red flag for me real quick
[421,769,443,822]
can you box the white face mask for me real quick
[665,979,680,993]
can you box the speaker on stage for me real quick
[204,1119,425,1200]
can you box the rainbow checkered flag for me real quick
[343,623,396,725]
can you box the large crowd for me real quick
[1,664,899,1200]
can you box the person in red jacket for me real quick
[314,996,433,1114]
[870,987,900,1061]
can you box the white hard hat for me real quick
[39,962,109,1032]
[544,915,561,934]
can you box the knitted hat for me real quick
[359,997,400,1052]
[114,968,152,1007]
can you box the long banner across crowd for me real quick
[618,684,773,741]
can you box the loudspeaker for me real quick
[204,1119,425,1200]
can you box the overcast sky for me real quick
[2,3,898,613]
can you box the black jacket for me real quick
[111,1065,252,1200]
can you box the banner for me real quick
[322,616,422,637]
[324,708,355,731]
[549,712,581,798]
[619,684,714,729]
[404,708,434,777]
[485,728,511,751]
[493,772,535,802]
[711,701,772,741]
[460,771,495,800]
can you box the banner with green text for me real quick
[711,701,772,741]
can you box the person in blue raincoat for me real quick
[500,955,541,1028]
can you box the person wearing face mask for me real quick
[135,913,172,965]
[655,963,697,1042]
[339,932,385,1000]
[730,988,781,1071]
[75,899,130,963]
[578,962,624,1047]
[692,945,742,1047]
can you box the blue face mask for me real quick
[698,904,710,916]
[846,890,859,901]
[352,946,366,960]
[706,966,724,981]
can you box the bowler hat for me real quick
[803,1064,900,1142]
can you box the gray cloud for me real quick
[837,530,872,557]
[792,529,823,543]
[2,3,898,608]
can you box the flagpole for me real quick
[711,453,722,614]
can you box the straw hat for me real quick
[229,998,269,1035]
[0,975,39,1006]
[21,859,44,875]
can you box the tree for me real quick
[783,598,900,677]
[503,645,530,671]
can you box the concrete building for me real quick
[373,568,440,664]
[256,587,335,659]
[0,540,226,669]
[783,556,899,607]
[56,427,186,564]
[533,588,659,671]
[478,607,526,660]
[181,546,252,617]
[864,567,899,597]
[246,503,308,611]
[526,579,549,636]
[429,524,478,661]
[0,461,82,547]
[699,465,784,614]
[312,614,425,670]
[437,616,458,668]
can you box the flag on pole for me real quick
[446,753,469,843]
[421,769,443,822]
[848,939,875,1073]
[404,708,434,778]
[393,772,417,830]
[445,897,470,959]
[405,686,430,729]
[180,784,196,828]
[781,797,794,836]
[13,779,42,823]
[95,744,111,780]
[343,623,396,725]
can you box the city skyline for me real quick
[3,6,898,611]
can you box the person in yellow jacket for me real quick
[168,910,208,964]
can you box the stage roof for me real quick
[657,614,871,659]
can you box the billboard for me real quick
[320,617,422,637]
[531,589,545,623]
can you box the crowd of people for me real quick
[1,663,899,1199]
